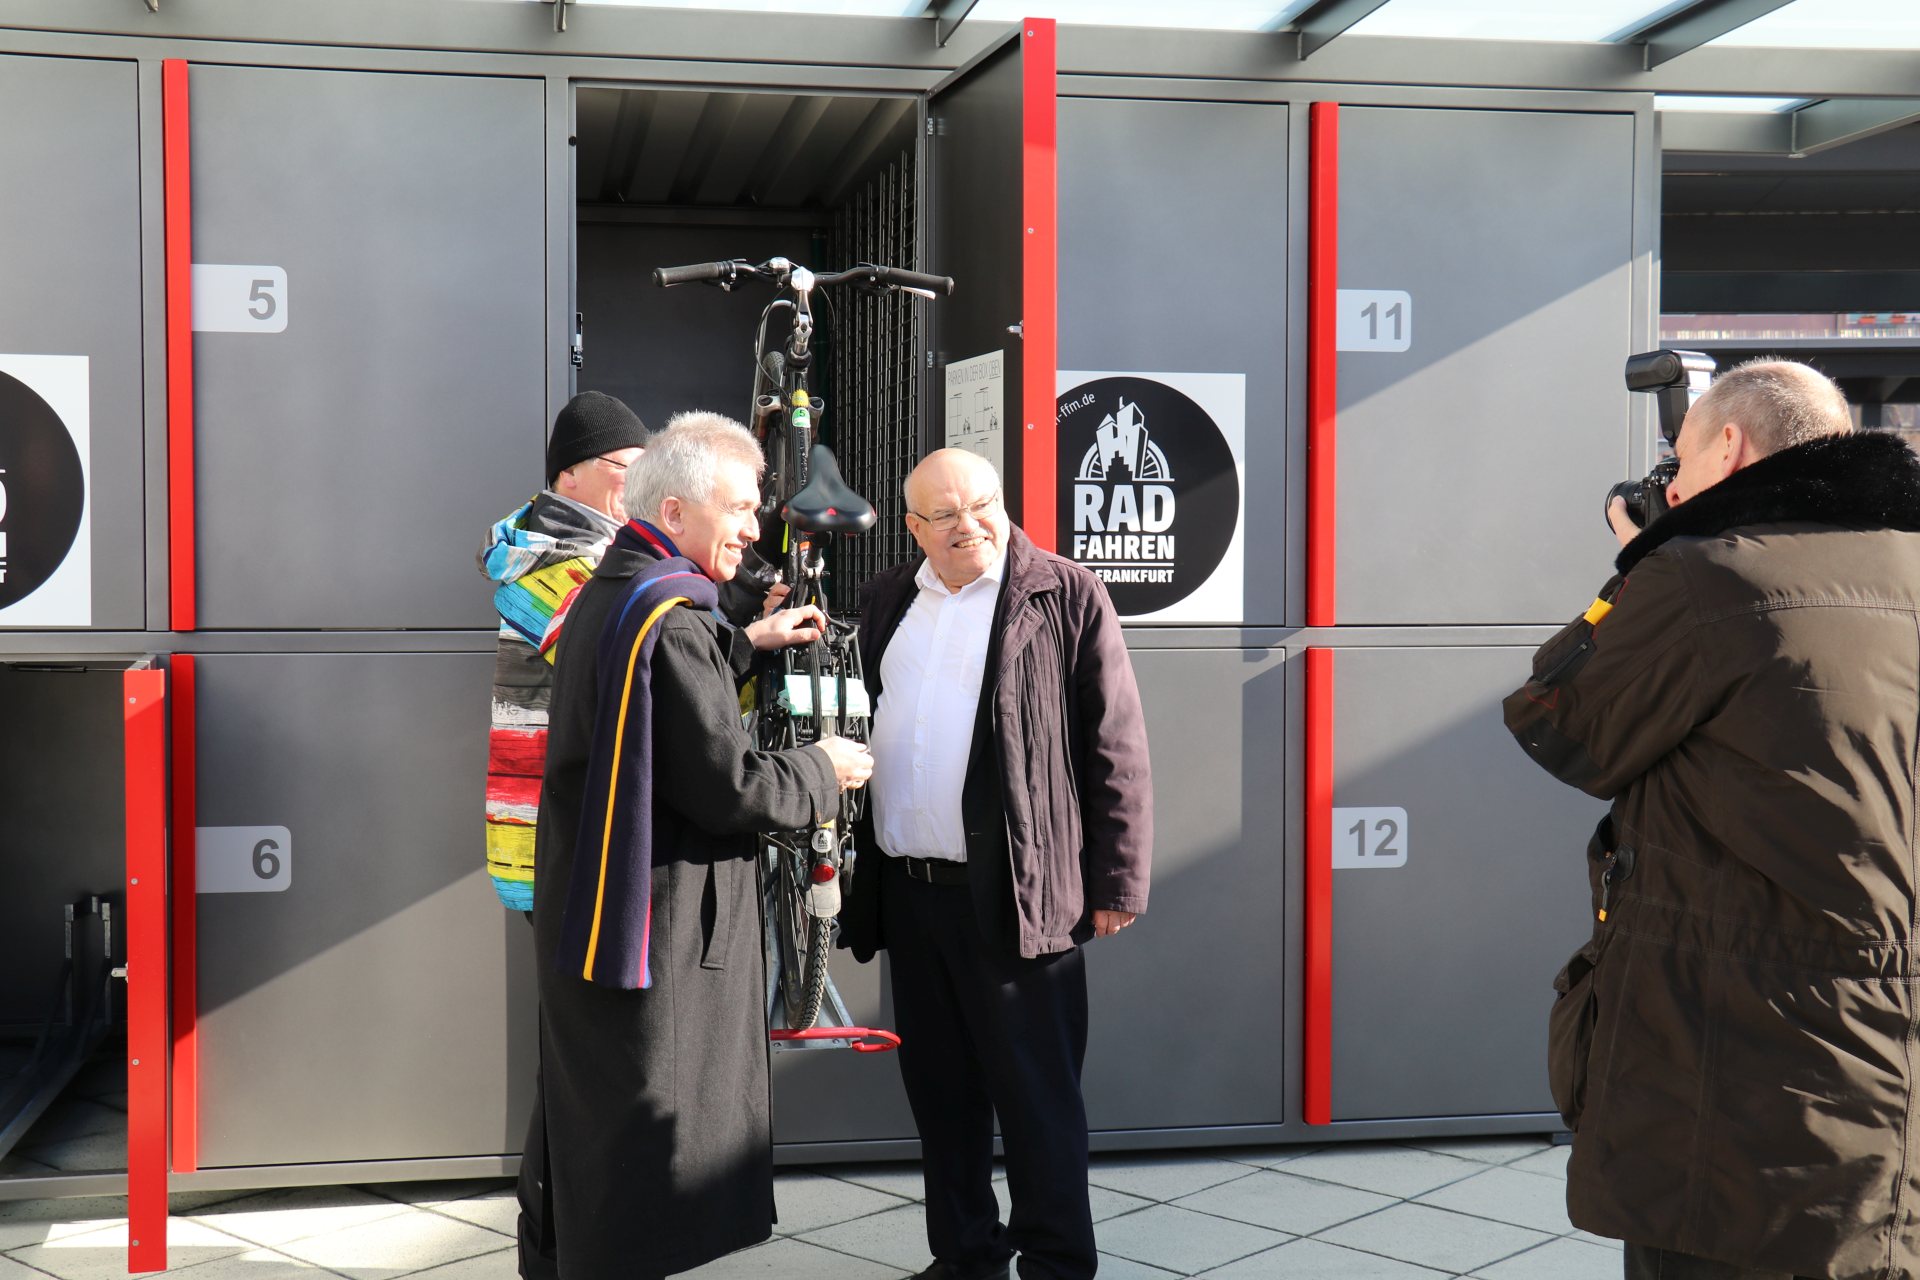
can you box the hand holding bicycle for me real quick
[745,603,827,650]
[760,578,790,617]
[815,736,873,792]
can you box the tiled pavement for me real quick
[0,1136,1617,1279]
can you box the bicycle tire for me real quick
[774,844,833,1029]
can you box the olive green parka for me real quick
[1505,431,1920,1280]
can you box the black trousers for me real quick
[881,855,1096,1280]
[516,1060,559,1280]
[1624,1244,1819,1280]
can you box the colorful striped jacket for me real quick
[476,491,622,910]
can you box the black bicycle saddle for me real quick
[783,444,876,535]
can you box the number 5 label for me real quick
[1331,807,1408,869]
[196,825,293,893]
[1336,289,1411,353]
[192,264,289,334]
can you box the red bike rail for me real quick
[770,1026,901,1054]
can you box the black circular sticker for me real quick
[0,370,86,610]
[1056,376,1239,616]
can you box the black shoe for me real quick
[910,1261,1012,1280]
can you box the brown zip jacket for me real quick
[1505,431,1920,1279]
[841,526,1153,961]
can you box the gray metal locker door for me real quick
[1335,107,1636,625]
[191,651,534,1166]
[187,67,545,631]
[1084,646,1287,1130]
[1058,99,1286,627]
[929,26,1048,526]
[0,55,144,630]
[1327,646,1601,1121]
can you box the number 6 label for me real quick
[192,264,289,334]
[1335,289,1411,353]
[196,825,293,893]
[1331,807,1408,869]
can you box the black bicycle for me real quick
[654,256,952,1034]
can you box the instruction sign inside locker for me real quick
[0,355,90,627]
[1056,371,1245,623]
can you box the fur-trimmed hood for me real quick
[1618,430,1920,574]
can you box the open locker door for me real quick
[928,18,1057,544]
[124,660,171,1271]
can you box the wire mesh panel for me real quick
[829,152,920,603]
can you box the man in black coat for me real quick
[841,448,1154,1280]
[517,411,872,1280]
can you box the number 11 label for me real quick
[1331,807,1408,869]
[1335,289,1412,353]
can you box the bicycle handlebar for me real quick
[825,264,955,296]
[652,259,751,288]
[651,257,954,297]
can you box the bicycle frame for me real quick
[653,253,950,1037]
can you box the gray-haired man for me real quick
[518,411,871,1279]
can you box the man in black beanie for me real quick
[545,390,652,511]
[481,390,651,1268]
[480,390,651,914]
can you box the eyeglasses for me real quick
[596,454,633,473]
[909,490,1002,533]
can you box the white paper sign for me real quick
[1332,806,1409,869]
[1336,289,1412,353]
[0,354,91,628]
[944,349,1004,474]
[197,825,294,893]
[193,264,289,334]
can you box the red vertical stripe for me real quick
[1306,103,1339,628]
[1020,18,1058,551]
[1302,647,1334,1125]
[163,59,196,632]
[124,669,171,1271]
[168,654,198,1173]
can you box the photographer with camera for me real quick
[1505,358,1920,1280]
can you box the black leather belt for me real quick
[894,854,969,885]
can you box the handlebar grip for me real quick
[868,265,955,296]
[653,260,738,287]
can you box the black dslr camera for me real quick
[1608,349,1715,529]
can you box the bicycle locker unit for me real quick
[0,2,1658,1264]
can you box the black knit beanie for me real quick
[546,391,650,485]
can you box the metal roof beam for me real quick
[925,0,980,49]
[1658,109,1790,154]
[1617,0,1796,71]
[1790,97,1920,157]
[1287,0,1393,61]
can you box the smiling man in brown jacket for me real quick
[842,448,1152,1280]
[1506,360,1920,1280]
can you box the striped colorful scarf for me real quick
[556,520,720,989]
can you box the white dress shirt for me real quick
[869,552,1006,861]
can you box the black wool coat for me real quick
[531,539,838,1278]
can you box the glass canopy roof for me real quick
[570,0,1920,49]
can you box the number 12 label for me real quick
[1335,289,1411,353]
[1331,807,1408,869]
